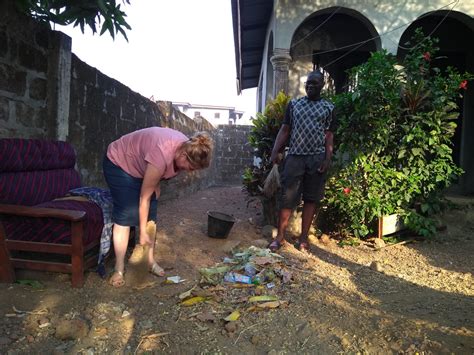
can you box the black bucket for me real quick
[207,211,236,239]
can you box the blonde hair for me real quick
[181,132,213,169]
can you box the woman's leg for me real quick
[145,201,159,268]
[147,233,156,267]
[113,223,130,273]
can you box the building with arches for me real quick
[232,0,474,193]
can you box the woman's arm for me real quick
[139,163,164,245]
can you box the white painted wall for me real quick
[272,0,474,52]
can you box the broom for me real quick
[263,164,280,198]
[128,220,156,284]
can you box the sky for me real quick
[56,0,257,124]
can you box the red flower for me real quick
[423,52,431,61]
[343,187,351,195]
[459,80,468,90]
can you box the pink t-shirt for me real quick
[107,127,188,179]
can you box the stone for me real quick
[221,240,241,253]
[373,238,386,249]
[38,317,50,325]
[262,225,277,239]
[251,238,269,249]
[296,322,312,338]
[370,261,384,272]
[54,319,89,340]
[320,234,331,244]
[0,336,12,346]
[224,322,238,333]
[251,334,266,345]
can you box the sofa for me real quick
[0,138,105,287]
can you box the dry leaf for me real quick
[248,295,278,303]
[256,300,288,309]
[253,256,279,265]
[224,310,240,322]
[178,286,196,300]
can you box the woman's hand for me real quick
[154,184,161,200]
[139,229,154,246]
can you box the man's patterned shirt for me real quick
[283,97,335,155]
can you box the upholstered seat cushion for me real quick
[2,200,104,246]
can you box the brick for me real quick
[0,63,26,95]
[0,97,9,122]
[18,41,47,72]
[16,101,35,126]
[35,29,49,49]
[29,77,47,100]
[0,30,7,57]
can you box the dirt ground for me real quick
[0,185,473,354]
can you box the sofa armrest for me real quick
[0,204,86,221]
[0,203,88,288]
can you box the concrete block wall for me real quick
[213,125,254,185]
[0,1,52,138]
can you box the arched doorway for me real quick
[398,11,474,194]
[289,7,380,97]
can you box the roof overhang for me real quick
[231,0,273,94]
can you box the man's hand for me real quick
[318,157,331,173]
[270,151,283,165]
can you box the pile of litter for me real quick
[171,246,295,333]
[199,246,292,286]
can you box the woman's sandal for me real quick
[149,262,165,277]
[109,270,125,287]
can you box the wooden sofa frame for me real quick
[0,204,100,288]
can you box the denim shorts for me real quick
[279,153,327,209]
[103,155,157,226]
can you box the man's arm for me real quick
[270,124,290,164]
[270,102,292,164]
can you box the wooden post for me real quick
[0,223,15,283]
[71,221,84,288]
[377,216,383,239]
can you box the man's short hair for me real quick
[308,70,324,79]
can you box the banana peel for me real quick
[180,296,207,307]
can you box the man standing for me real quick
[269,70,336,252]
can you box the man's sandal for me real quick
[109,270,125,287]
[149,263,165,277]
[295,241,310,253]
[268,239,285,252]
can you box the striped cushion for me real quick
[0,139,81,206]
[0,169,81,206]
[2,200,103,245]
[0,139,76,172]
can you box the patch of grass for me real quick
[337,237,360,247]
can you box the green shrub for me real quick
[324,29,473,238]
[242,91,290,197]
